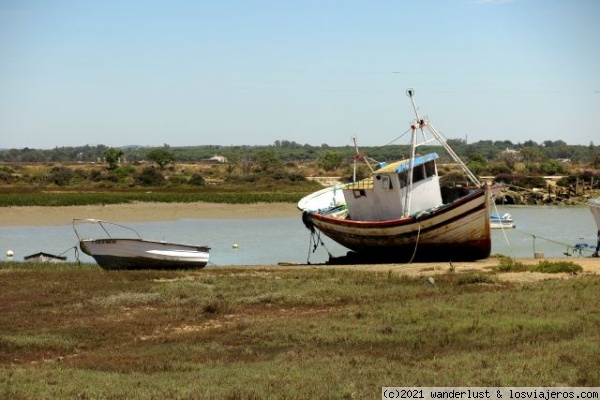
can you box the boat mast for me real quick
[405,89,481,187]
[404,89,420,217]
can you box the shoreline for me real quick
[0,202,300,227]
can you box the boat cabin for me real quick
[343,153,443,221]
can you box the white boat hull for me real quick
[80,238,210,270]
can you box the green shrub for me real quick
[0,170,13,184]
[529,261,583,274]
[135,167,166,186]
[457,273,497,285]
[492,256,528,272]
[48,166,75,186]
[189,173,206,186]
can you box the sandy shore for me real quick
[316,257,600,282]
[0,202,300,227]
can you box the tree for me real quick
[147,148,176,169]
[499,149,518,171]
[520,147,544,172]
[104,147,124,170]
[466,154,486,175]
[591,152,600,169]
[318,151,345,172]
[254,150,281,172]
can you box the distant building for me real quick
[208,155,228,163]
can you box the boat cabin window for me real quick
[398,160,436,187]
[377,175,393,190]
[424,160,436,178]
[412,164,425,182]
[353,189,366,198]
[398,171,408,188]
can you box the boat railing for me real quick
[73,218,143,241]
[345,178,374,191]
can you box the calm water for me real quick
[1,205,597,265]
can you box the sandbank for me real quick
[0,202,299,227]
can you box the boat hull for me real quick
[304,187,491,263]
[79,238,210,270]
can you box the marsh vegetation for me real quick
[1,261,598,398]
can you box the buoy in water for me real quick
[232,244,239,249]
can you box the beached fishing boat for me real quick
[298,89,491,263]
[73,219,211,270]
[490,213,515,229]
[589,199,600,257]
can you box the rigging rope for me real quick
[378,128,412,148]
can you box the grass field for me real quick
[1,261,599,399]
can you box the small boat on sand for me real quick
[490,213,515,229]
[73,219,211,270]
[298,89,491,263]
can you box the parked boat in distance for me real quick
[298,89,491,263]
[490,213,515,229]
[73,219,211,270]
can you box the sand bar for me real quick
[0,202,299,227]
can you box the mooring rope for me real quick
[493,183,599,258]
[306,228,333,264]
[407,223,422,264]
[490,201,517,259]
[516,230,595,257]
[57,245,81,265]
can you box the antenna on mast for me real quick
[406,88,419,120]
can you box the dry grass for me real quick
[1,261,599,399]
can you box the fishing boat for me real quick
[73,219,211,270]
[490,213,515,229]
[589,199,600,257]
[298,89,491,263]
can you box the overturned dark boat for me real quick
[298,89,491,263]
[24,252,67,263]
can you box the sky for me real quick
[1,0,599,149]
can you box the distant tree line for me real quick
[1,139,598,168]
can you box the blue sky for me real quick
[1,0,598,149]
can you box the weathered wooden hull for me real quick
[79,238,210,270]
[304,187,491,263]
